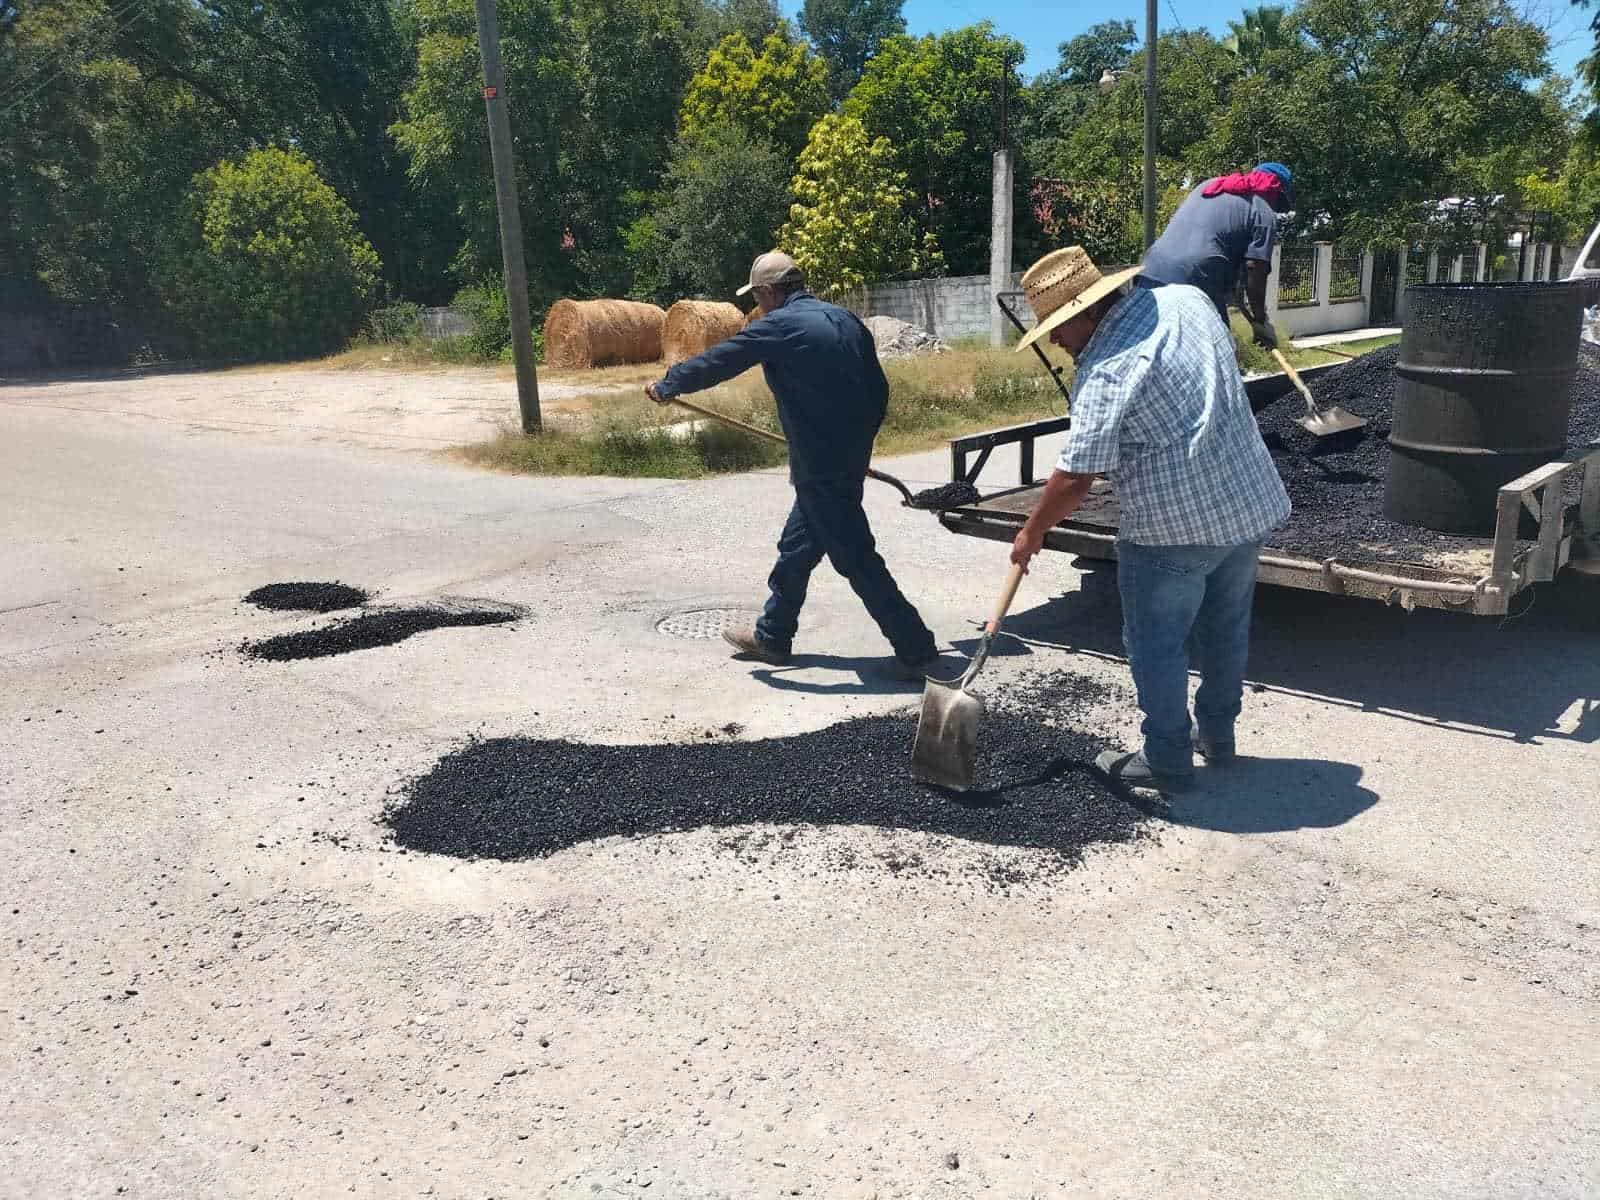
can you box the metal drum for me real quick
[1384,282,1584,536]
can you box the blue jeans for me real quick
[756,480,937,662]
[1116,539,1262,774]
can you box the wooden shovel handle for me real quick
[987,562,1026,633]
[1270,349,1319,413]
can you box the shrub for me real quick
[451,281,510,359]
[366,301,423,343]
[161,148,381,361]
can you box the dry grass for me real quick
[460,346,1074,479]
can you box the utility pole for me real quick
[473,0,540,433]
[990,54,1015,348]
[1143,0,1158,250]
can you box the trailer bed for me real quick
[939,433,1600,617]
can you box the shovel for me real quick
[910,562,1025,791]
[1270,349,1367,439]
[660,394,978,510]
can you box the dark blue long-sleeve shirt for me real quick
[655,293,888,484]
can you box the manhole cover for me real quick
[655,608,759,640]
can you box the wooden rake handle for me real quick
[663,394,786,444]
[660,393,918,504]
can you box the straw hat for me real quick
[1015,247,1139,352]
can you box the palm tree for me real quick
[1222,5,1292,73]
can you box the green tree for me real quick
[393,0,708,299]
[1021,21,1140,185]
[843,23,1025,274]
[703,0,784,45]
[1209,0,1561,243]
[797,0,906,101]
[1221,5,1293,73]
[160,148,381,360]
[780,114,942,295]
[679,32,831,161]
[635,122,794,300]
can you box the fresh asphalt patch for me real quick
[242,582,371,612]
[241,599,524,661]
[382,672,1149,882]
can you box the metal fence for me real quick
[1329,246,1364,300]
[1277,245,1318,306]
[1405,248,1430,285]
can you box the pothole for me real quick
[654,607,761,640]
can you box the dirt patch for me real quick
[382,672,1147,881]
[1256,344,1600,563]
[243,582,370,612]
[242,603,521,661]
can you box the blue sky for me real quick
[780,0,1594,85]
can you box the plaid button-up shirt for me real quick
[1056,283,1290,546]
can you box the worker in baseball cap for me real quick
[1137,161,1295,349]
[644,251,940,679]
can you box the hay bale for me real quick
[544,298,666,369]
[662,300,747,366]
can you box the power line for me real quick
[0,0,146,114]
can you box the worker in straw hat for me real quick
[1138,161,1295,348]
[1009,247,1290,792]
[645,251,940,679]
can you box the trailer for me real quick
[934,371,1600,618]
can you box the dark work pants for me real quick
[754,479,937,662]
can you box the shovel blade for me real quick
[910,677,983,790]
[1295,404,1368,439]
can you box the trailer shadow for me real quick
[1001,564,1599,744]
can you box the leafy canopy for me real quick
[781,114,942,295]
[160,148,380,361]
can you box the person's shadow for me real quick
[746,651,968,696]
[1112,755,1379,834]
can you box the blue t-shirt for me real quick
[1139,182,1278,313]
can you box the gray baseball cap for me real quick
[736,250,804,297]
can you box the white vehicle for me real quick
[1567,219,1600,283]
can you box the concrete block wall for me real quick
[851,272,1023,343]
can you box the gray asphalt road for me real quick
[3,375,1596,1199]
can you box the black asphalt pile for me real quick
[1256,344,1600,561]
[383,671,1148,879]
[243,582,370,612]
[910,481,981,510]
[242,606,517,661]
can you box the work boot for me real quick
[887,653,941,682]
[1094,749,1194,793]
[1192,731,1237,765]
[721,625,791,666]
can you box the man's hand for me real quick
[1249,319,1279,350]
[645,381,668,404]
[1011,526,1046,572]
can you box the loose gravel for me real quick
[242,605,518,661]
[383,671,1148,879]
[1256,343,1600,563]
[242,582,370,612]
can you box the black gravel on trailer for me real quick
[243,582,370,612]
[383,672,1148,877]
[910,481,982,510]
[242,606,517,661]
[1255,343,1600,563]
